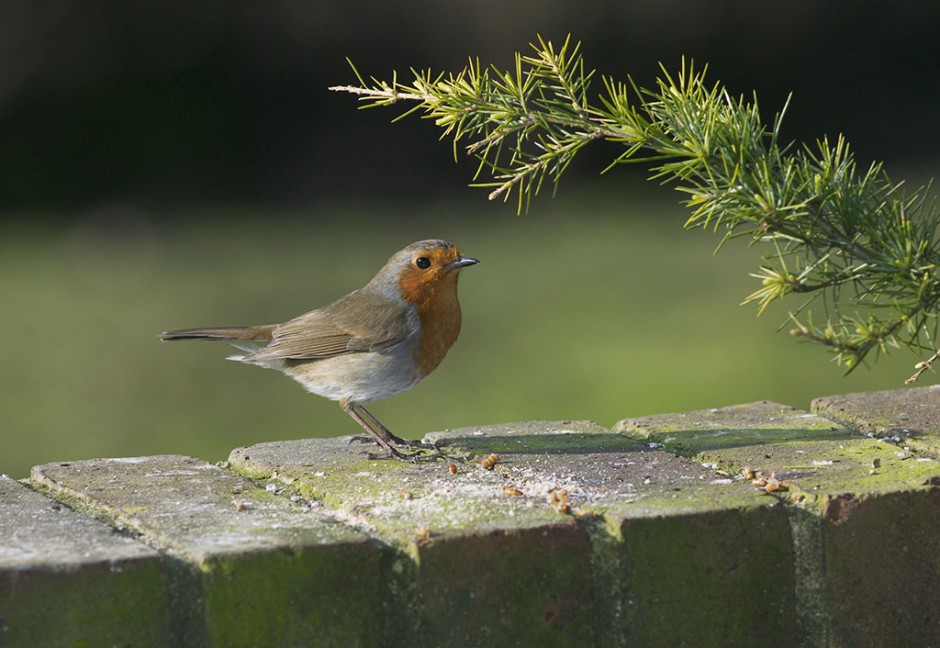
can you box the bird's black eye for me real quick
[415,256,432,269]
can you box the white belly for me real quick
[275,351,423,404]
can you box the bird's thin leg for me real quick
[339,400,403,458]
[356,404,436,449]
[340,401,436,462]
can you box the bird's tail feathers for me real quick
[159,325,276,343]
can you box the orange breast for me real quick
[398,271,463,377]
[413,278,462,376]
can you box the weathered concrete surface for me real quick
[232,420,796,648]
[0,475,170,648]
[812,383,940,455]
[28,455,382,648]
[615,401,940,648]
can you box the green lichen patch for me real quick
[229,433,576,551]
[813,384,940,456]
[615,401,939,503]
[1,476,172,648]
[702,434,937,504]
[201,541,383,648]
[28,456,382,648]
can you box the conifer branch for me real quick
[331,36,940,380]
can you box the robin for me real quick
[160,239,478,461]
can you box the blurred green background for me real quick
[2,2,938,477]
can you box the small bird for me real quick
[160,239,478,461]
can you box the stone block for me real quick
[29,455,381,648]
[0,475,170,648]
[813,384,940,455]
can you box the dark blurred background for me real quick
[3,1,939,211]
[2,1,939,477]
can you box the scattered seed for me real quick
[764,478,789,493]
[414,527,432,547]
[479,454,501,470]
[549,489,571,514]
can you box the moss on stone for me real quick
[616,505,797,646]
[201,542,382,648]
[1,557,173,648]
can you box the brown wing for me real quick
[244,290,411,362]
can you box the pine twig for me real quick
[331,36,940,380]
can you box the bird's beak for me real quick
[446,256,480,270]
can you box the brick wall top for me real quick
[2,386,939,647]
